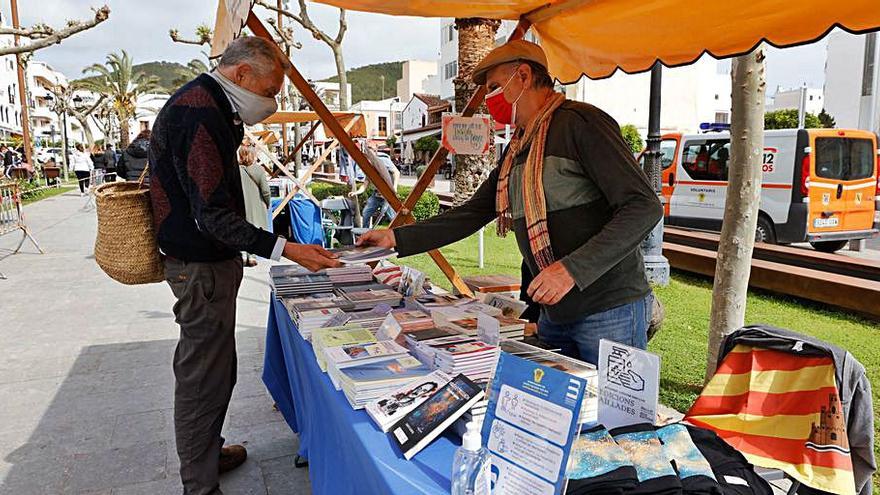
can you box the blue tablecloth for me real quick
[262,297,456,495]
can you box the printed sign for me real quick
[481,353,585,495]
[597,339,660,430]
[441,114,492,156]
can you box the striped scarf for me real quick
[495,92,566,270]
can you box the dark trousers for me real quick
[164,257,244,495]
[74,171,90,193]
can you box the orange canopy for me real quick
[260,111,367,138]
[311,0,880,83]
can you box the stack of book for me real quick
[499,339,599,424]
[270,265,334,296]
[493,315,528,341]
[365,370,452,432]
[326,264,374,285]
[436,314,527,342]
[311,327,377,371]
[335,356,434,409]
[413,293,473,313]
[335,308,391,332]
[287,306,346,340]
[433,339,500,383]
[403,328,463,364]
[325,340,410,390]
[391,309,434,333]
[342,288,404,310]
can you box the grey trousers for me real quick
[165,257,243,495]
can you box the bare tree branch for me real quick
[335,9,347,45]
[266,18,302,50]
[169,24,213,46]
[0,6,110,56]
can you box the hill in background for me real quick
[322,61,403,104]
[74,61,194,94]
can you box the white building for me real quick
[349,96,406,145]
[312,81,352,111]
[824,30,878,133]
[400,93,450,144]
[565,56,732,135]
[396,60,440,103]
[131,93,170,141]
[0,29,21,141]
[767,86,824,115]
[26,61,87,148]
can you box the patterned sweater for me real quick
[149,74,279,262]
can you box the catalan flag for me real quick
[686,344,855,495]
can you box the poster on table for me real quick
[481,353,586,495]
[440,114,493,156]
[597,339,660,430]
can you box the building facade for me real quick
[396,60,440,103]
[312,81,352,111]
[824,30,879,133]
[767,86,824,115]
[400,93,450,144]
[349,96,406,145]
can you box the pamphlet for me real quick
[481,353,586,495]
[597,339,660,430]
[330,246,398,264]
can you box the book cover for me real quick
[366,370,452,432]
[324,341,408,367]
[330,246,398,264]
[339,356,432,384]
[390,373,484,460]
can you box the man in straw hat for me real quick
[359,40,662,365]
[150,36,340,494]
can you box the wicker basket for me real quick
[94,179,164,284]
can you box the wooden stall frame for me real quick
[247,12,475,296]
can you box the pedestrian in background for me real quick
[71,143,93,196]
[238,138,271,267]
[117,130,151,182]
[103,143,117,182]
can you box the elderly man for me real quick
[359,40,662,365]
[150,36,340,494]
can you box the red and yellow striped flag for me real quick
[686,344,855,495]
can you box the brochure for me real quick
[366,370,452,432]
[330,246,398,264]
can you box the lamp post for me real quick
[641,63,670,286]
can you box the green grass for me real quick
[398,226,880,472]
[21,185,76,205]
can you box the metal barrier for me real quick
[0,181,43,279]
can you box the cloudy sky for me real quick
[4,0,827,92]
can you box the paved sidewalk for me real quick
[0,190,310,494]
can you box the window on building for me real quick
[682,140,730,181]
[714,94,719,100]
[863,32,876,96]
[421,114,426,127]
[444,60,458,80]
[7,85,12,105]
[714,112,730,124]
[378,116,387,136]
[445,24,455,43]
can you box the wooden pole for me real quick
[247,12,473,296]
[10,0,34,170]
[277,0,289,167]
[705,45,766,380]
[274,120,319,177]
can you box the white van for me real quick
[638,129,880,252]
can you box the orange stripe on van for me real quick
[676,180,792,190]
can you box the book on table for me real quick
[329,246,398,264]
[365,370,453,432]
[390,373,484,460]
[310,327,378,372]
[324,340,409,389]
[336,356,434,410]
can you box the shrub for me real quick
[397,185,439,221]
[764,109,821,130]
[620,124,644,154]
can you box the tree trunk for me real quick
[452,18,500,206]
[333,45,348,111]
[119,119,131,149]
[75,115,95,149]
[705,46,766,380]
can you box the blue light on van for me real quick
[699,122,732,132]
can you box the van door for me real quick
[809,131,877,235]
[669,138,730,228]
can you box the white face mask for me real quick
[212,70,278,125]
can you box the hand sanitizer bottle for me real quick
[451,421,491,495]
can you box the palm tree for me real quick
[452,18,500,205]
[78,50,162,148]
[171,59,210,90]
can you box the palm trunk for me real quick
[452,18,500,206]
[705,46,766,380]
[119,119,131,149]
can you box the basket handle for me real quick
[137,163,150,187]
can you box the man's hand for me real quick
[282,243,342,271]
[356,229,396,249]
[527,261,576,306]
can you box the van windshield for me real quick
[815,137,874,181]
[637,139,677,169]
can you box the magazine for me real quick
[366,370,452,432]
[330,246,398,264]
[390,373,484,460]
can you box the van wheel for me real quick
[755,216,776,244]
[809,240,848,253]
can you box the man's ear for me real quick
[519,64,532,88]
[234,63,252,84]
